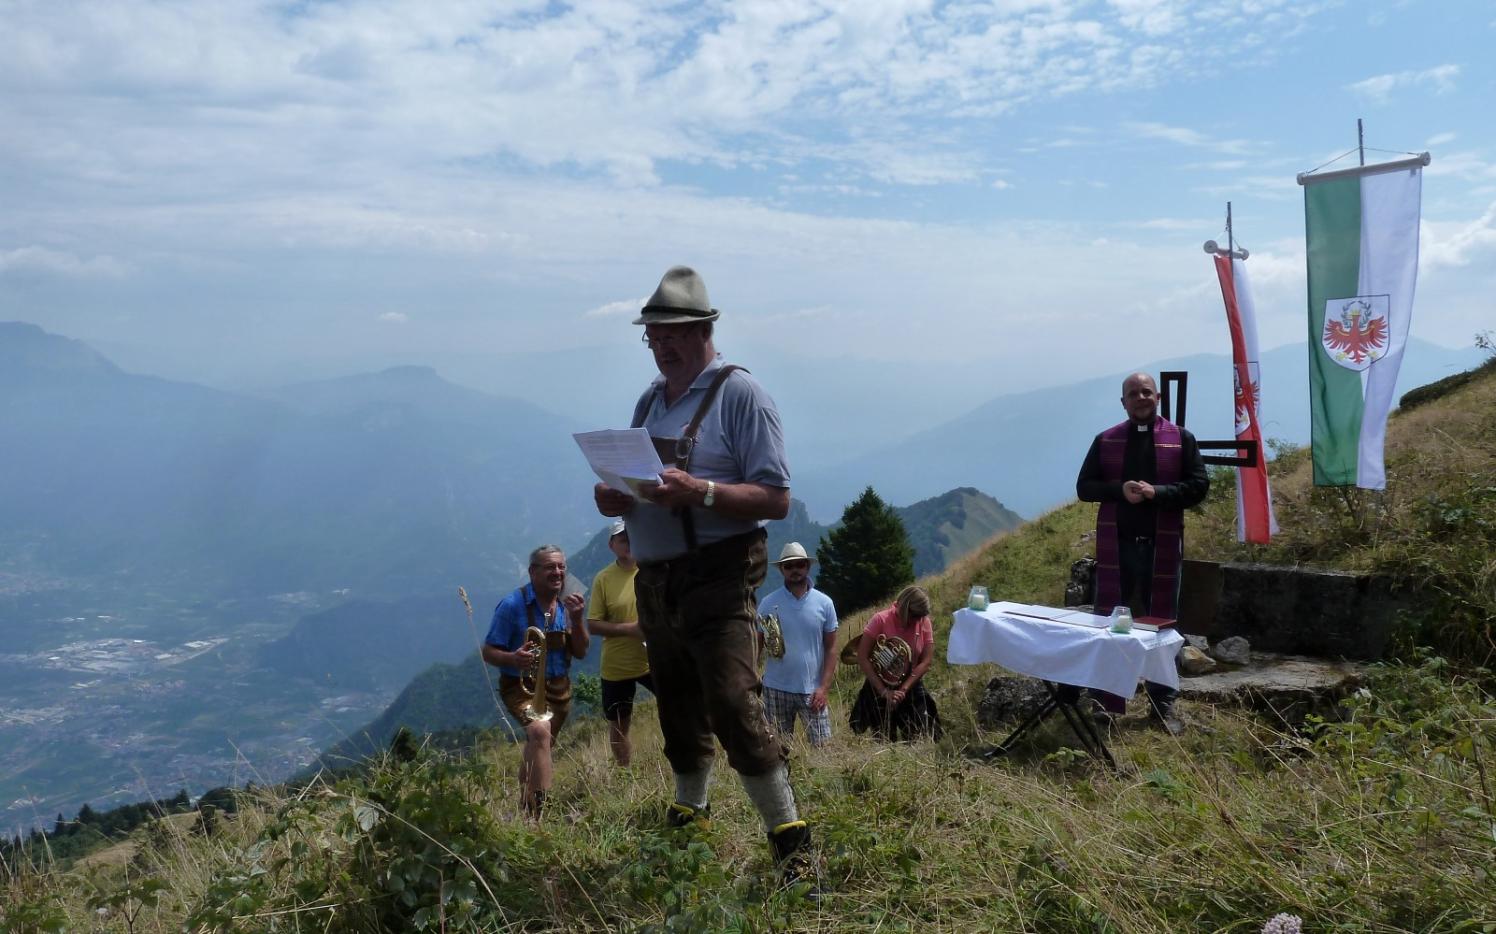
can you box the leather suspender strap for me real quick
[676,364,743,468]
[674,364,744,551]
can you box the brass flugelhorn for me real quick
[516,625,552,724]
[758,611,785,661]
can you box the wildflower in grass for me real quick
[1262,912,1303,934]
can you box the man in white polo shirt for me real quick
[757,542,839,747]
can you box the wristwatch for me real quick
[703,480,716,507]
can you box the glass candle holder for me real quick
[967,585,989,611]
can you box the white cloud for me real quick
[1107,0,1186,37]
[0,0,1330,200]
[778,181,884,198]
[1347,64,1460,102]
[0,246,129,278]
[377,311,408,324]
[1193,175,1299,201]
[1427,132,1457,147]
[2,0,1487,386]
[1136,218,1206,231]
[737,304,840,328]
[1123,121,1254,155]
[1422,201,1496,270]
[584,297,648,319]
[1184,160,1249,171]
[1426,151,1496,183]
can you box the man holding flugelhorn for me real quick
[482,545,589,819]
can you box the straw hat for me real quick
[773,542,813,565]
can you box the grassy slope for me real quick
[1187,355,1496,663]
[6,364,1495,933]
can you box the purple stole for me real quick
[1093,417,1184,620]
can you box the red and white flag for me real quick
[1212,253,1278,543]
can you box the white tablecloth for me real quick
[947,601,1183,698]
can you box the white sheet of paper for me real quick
[573,428,666,499]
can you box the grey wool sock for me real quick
[739,762,798,831]
[673,767,713,809]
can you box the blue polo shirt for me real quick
[485,583,571,679]
[758,584,838,694]
[624,355,791,563]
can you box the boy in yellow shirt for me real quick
[586,521,653,765]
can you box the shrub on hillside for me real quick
[1399,331,1496,410]
[187,755,515,932]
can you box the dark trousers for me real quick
[1095,535,1172,712]
[849,679,942,742]
[634,530,786,777]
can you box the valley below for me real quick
[0,583,406,836]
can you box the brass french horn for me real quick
[516,625,552,724]
[758,611,786,661]
[870,634,912,689]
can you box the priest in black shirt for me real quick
[1076,372,1209,734]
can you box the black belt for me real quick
[638,527,765,571]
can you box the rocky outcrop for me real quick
[1178,646,1217,676]
[1177,653,1366,727]
[975,654,1365,731]
[1064,557,1096,608]
[1209,635,1251,666]
[976,676,1049,730]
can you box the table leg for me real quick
[980,682,1119,770]
[1048,683,1118,770]
[982,695,1058,759]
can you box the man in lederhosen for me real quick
[481,545,589,818]
[1076,372,1209,734]
[593,266,815,892]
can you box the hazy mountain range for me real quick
[792,338,1487,520]
[97,327,1482,519]
[0,318,1480,830]
[0,320,1029,828]
[0,321,600,600]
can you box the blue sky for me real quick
[2,0,1492,397]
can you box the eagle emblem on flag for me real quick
[1233,362,1260,436]
[1322,295,1391,372]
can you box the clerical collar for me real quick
[1134,421,1152,432]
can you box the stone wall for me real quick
[1180,560,1406,660]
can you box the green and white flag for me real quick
[1302,156,1425,489]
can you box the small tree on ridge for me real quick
[815,486,914,613]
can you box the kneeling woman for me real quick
[850,585,942,741]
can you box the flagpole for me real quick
[1358,118,1365,166]
[1202,203,1248,260]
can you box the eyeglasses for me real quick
[641,325,704,350]
[779,561,810,571]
